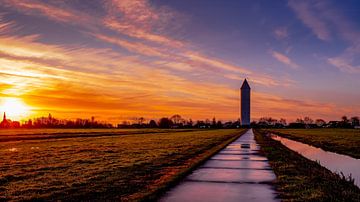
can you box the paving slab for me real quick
[159,181,278,202]
[211,154,268,161]
[225,143,260,150]
[187,167,276,183]
[159,129,279,202]
[219,150,260,155]
[201,159,272,169]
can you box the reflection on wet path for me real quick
[160,129,279,202]
[271,134,360,188]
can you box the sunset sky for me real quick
[0,0,359,123]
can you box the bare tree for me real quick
[188,119,193,127]
[304,117,314,124]
[212,117,216,127]
[138,117,145,125]
[259,117,277,125]
[279,118,287,126]
[295,118,304,124]
[171,114,182,124]
[315,119,326,127]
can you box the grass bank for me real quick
[267,129,360,159]
[0,129,245,201]
[254,129,360,201]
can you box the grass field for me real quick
[0,128,195,142]
[266,129,360,159]
[254,129,360,201]
[0,129,245,201]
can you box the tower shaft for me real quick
[240,79,251,126]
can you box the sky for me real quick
[0,0,359,123]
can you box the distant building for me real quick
[327,121,340,128]
[0,112,11,128]
[240,79,251,126]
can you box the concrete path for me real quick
[159,129,279,202]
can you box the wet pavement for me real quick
[159,129,279,202]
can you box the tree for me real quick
[315,119,326,127]
[212,117,216,128]
[158,118,173,128]
[149,120,157,128]
[122,121,129,125]
[351,116,360,126]
[295,118,304,124]
[170,114,182,124]
[278,118,287,126]
[138,117,145,125]
[216,121,223,128]
[304,117,314,124]
[339,115,351,128]
[258,117,267,125]
[188,119,193,127]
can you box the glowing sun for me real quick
[0,98,30,120]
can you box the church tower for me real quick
[241,79,251,126]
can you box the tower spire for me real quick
[241,78,251,89]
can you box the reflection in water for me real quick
[271,134,360,188]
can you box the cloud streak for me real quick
[270,51,299,69]
[288,0,360,74]
[288,0,331,41]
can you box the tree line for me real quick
[118,114,240,129]
[1,113,359,129]
[251,115,360,129]
[0,113,113,129]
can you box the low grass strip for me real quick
[254,129,360,201]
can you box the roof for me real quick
[241,79,251,89]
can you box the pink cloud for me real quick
[94,34,169,58]
[328,57,360,74]
[270,51,299,69]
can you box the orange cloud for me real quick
[3,0,78,23]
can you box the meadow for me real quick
[267,129,360,158]
[0,129,245,201]
[0,128,194,142]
